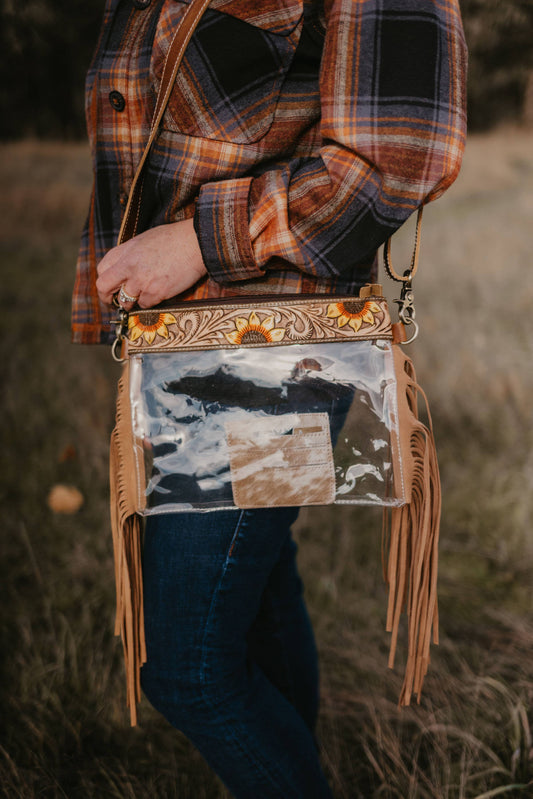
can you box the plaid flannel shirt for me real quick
[72,0,467,344]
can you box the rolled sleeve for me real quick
[246,0,468,279]
[194,0,467,284]
[194,176,265,284]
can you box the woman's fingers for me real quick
[95,220,207,308]
[96,243,140,306]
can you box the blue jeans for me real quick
[141,508,333,798]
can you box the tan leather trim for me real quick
[392,321,407,344]
[109,362,147,725]
[359,283,383,298]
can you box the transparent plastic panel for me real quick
[129,340,405,514]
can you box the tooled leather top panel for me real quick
[126,294,392,352]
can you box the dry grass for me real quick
[0,131,532,797]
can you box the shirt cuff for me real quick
[194,176,265,284]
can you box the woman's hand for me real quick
[96,218,207,309]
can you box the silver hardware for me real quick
[394,273,419,344]
[111,304,129,362]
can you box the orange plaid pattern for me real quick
[72,0,467,344]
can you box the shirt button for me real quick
[119,192,129,207]
[132,0,151,8]
[109,91,125,112]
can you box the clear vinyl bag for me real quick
[123,292,407,514]
[111,286,441,722]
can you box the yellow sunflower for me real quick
[128,311,177,344]
[326,300,381,332]
[225,311,286,345]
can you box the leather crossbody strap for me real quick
[383,206,424,284]
[118,0,213,245]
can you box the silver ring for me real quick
[118,285,139,305]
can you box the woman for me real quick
[73,0,467,795]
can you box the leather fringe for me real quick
[109,363,146,726]
[383,345,441,706]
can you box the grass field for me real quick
[0,132,532,798]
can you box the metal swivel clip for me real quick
[395,271,419,344]
[111,296,129,362]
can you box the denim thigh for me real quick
[141,507,332,799]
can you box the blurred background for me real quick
[1,2,532,797]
